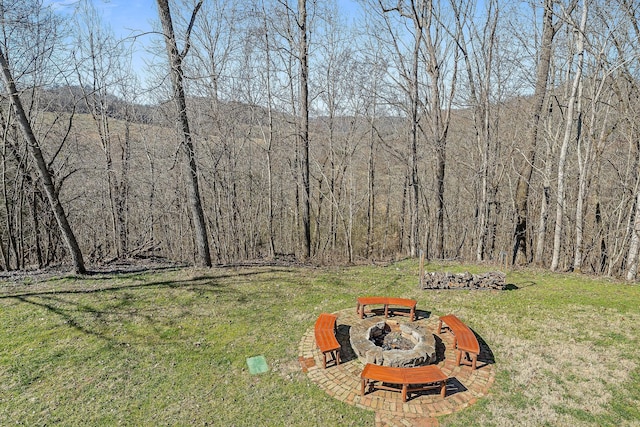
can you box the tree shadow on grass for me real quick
[1,268,294,344]
[0,268,293,299]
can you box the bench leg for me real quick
[402,383,408,402]
[455,350,478,369]
[437,320,443,333]
[322,350,339,369]
[384,304,389,318]
[359,304,365,319]
[440,380,447,398]
[360,378,366,396]
[410,307,415,321]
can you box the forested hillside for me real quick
[1,0,640,279]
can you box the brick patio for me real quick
[298,307,495,426]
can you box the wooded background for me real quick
[1,0,640,280]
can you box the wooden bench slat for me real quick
[361,364,405,383]
[314,313,341,369]
[361,363,447,402]
[315,329,340,351]
[438,314,481,370]
[401,365,448,384]
[314,313,337,332]
[384,297,417,321]
[438,314,466,332]
[357,296,417,321]
[455,331,480,354]
[358,296,388,305]
[385,297,417,308]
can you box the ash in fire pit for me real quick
[369,323,416,350]
[350,320,437,367]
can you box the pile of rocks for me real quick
[421,271,507,290]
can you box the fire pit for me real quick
[350,320,436,367]
[370,326,415,350]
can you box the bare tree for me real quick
[550,1,587,271]
[512,0,562,265]
[362,50,387,259]
[572,2,617,272]
[534,93,562,266]
[258,1,277,259]
[378,0,458,259]
[620,0,640,280]
[72,0,133,260]
[384,0,422,259]
[423,1,458,260]
[156,0,211,267]
[298,0,311,259]
[452,0,500,261]
[0,45,86,274]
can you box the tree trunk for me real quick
[261,8,276,259]
[0,45,86,274]
[298,0,311,260]
[32,190,43,268]
[116,121,131,256]
[574,90,607,273]
[409,16,421,259]
[423,0,455,260]
[366,108,376,258]
[434,145,445,258]
[535,141,553,265]
[551,2,587,271]
[156,0,211,267]
[626,188,640,281]
[512,0,557,265]
[451,0,498,262]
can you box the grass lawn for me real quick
[1,260,639,426]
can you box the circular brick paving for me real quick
[298,307,495,426]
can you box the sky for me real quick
[92,0,157,41]
[43,0,361,90]
[42,0,158,89]
[92,0,160,82]
[45,0,361,40]
[46,0,156,37]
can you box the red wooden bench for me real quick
[314,313,340,369]
[385,297,417,321]
[438,314,480,370]
[360,363,448,402]
[356,296,417,321]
